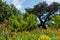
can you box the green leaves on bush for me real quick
[7,13,38,31]
[49,14,60,28]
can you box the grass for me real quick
[0,27,60,40]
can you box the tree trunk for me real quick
[38,23,47,29]
[37,16,47,29]
[42,23,47,29]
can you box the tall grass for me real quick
[0,27,60,40]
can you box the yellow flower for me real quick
[38,35,51,40]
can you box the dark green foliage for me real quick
[0,0,12,22]
[25,2,60,29]
[0,0,21,22]
[10,4,21,16]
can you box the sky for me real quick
[2,0,60,13]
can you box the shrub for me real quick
[49,14,60,28]
[7,13,38,31]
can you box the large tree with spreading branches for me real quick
[25,2,60,29]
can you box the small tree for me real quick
[0,0,12,22]
[0,1,21,22]
[25,2,60,29]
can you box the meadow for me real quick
[0,27,60,40]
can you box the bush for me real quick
[7,13,38,31]
[49,14,60,28]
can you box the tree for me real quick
[0,0,21,23]
[25,2,60,29]
[0,0,12,22]
[10,4,21,16]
